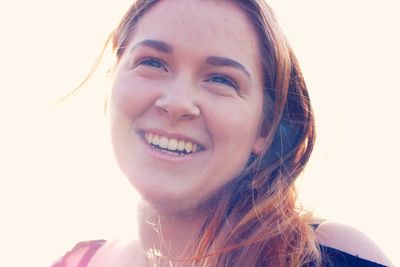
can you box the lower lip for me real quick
[139,134,202,163]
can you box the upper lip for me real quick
[139,128,206,150]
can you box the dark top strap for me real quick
[311,222,388,266]
[319,245,388,267]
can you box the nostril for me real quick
[154,98,170,114]
[154,96,200,121]
[181,114,193,120]
[183,106,200,118]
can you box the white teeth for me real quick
[177,140,185,151]
[152,135,160,145]
[159,136,168,149]
[184,142,192,153]
[168,139,178,150]
[147,133,154,144]
[144,133,200,154]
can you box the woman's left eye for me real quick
[205,75,239,91]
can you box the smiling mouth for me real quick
[144,132,203,156]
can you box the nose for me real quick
[154,80,200,122]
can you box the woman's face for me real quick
[110,0,265,213]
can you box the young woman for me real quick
[53,0,392,266]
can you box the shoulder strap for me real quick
[319,245,388,267]
[76,240,106,267]
[52,240,106,267]
[311,218,326,231]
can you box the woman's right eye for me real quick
[135,58,167,71]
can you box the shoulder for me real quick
[52,240,106,267]
[87,238,147,267]
[52,239,145,267]
[315,221,393,266]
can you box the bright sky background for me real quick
[1,1,399,266]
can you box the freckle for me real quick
[211,25,216,33]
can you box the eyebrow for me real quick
[130,39,173,54]
[130,40,250,78]
[206,56,251,78]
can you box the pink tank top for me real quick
[51,240,106,267]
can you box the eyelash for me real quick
[133,58,239,91]
[205,74,239,91]
[135,58,168,71]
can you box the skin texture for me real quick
[109,0,265,215]
[107,0,267,264]
[75,1,393,266]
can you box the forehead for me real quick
[128,0,261,69]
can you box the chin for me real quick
[131,177,217,216]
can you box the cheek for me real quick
[202,100,263,182]
[109,78,154,157]
[110,76,157,119]
[112,85,141,117]
[205,100,262,146]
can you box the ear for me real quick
[252,136,268,155]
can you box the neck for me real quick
[137,200,209,266]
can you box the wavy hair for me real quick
[110,0,321,266]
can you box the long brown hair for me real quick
[110,0,321,266]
